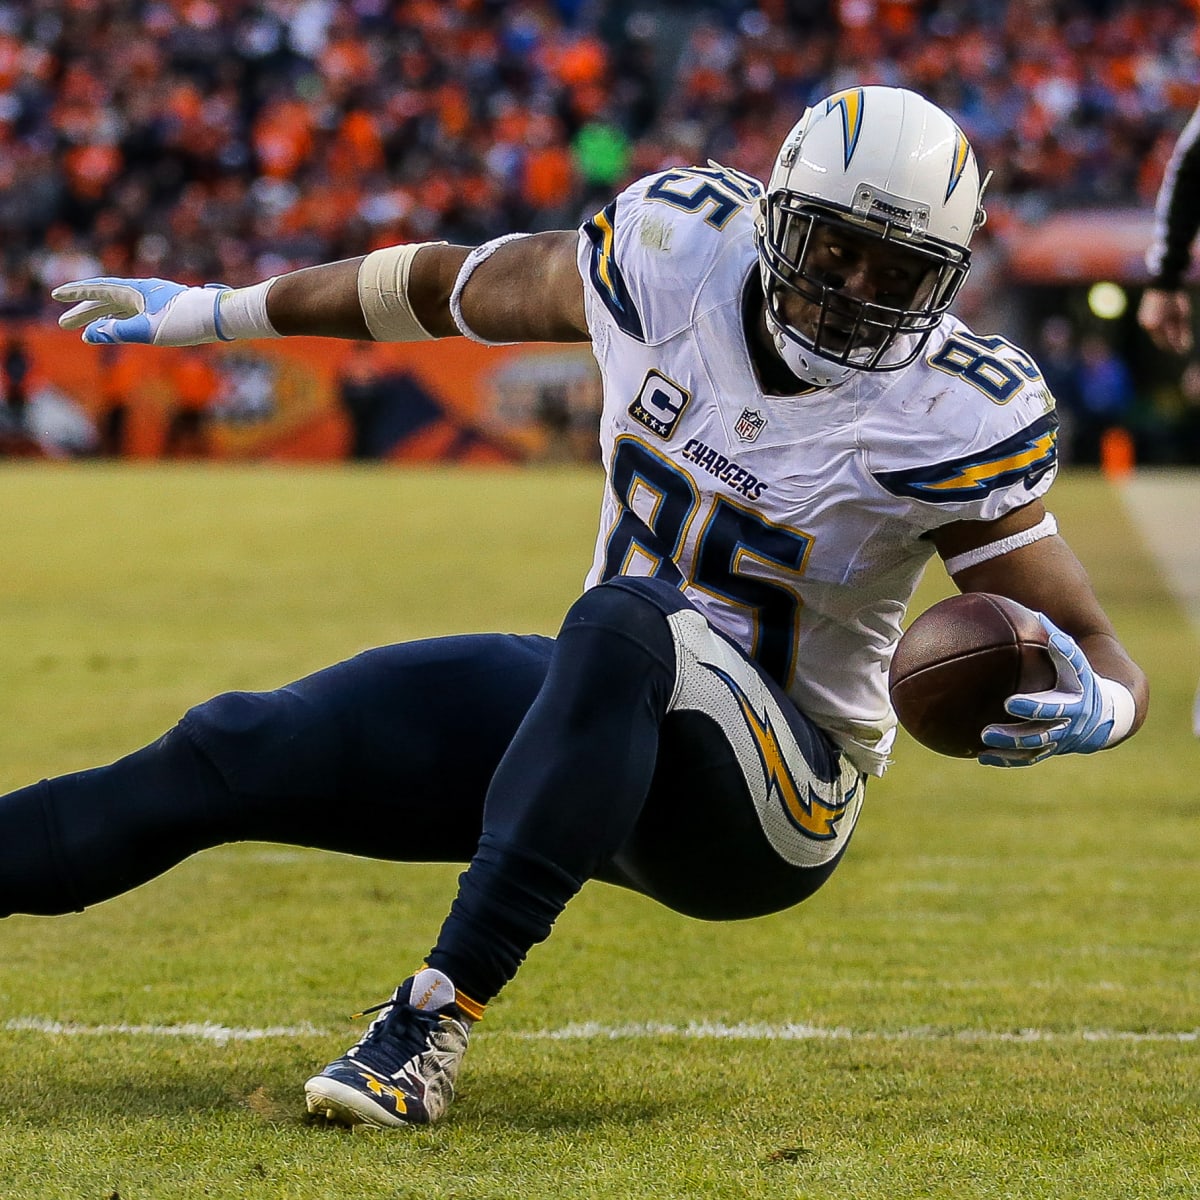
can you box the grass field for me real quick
[0,462,1196,1200]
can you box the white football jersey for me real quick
[575,167,1058,775]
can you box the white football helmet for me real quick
[754,86,987,387]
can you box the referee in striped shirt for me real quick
[1140,104,1200,355]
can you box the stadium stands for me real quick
[1,0,1197,461]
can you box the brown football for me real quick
[888,592,1057,758]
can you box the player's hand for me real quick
[978,616,1135,767]
[1137,287,1193,355]
[52,277,232,346]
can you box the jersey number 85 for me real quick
[601,437,812,686]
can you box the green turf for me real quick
[0,463,1196,1198]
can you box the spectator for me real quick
[165,348,221,458]
[1,335,30,429]
[95,343,138,457]
[0,1,1195,320]
[1035,315,1083,463]
[337,342,387,460]
[1073,332,1136,465]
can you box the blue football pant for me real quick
[0,578,865,1003]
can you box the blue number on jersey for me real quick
[603,437,812,685]
[646,166,763,230]
[605,438,698,584]
[928,332,1043,403]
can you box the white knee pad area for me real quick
[665,609,864,868]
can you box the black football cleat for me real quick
[304,967,475,1128]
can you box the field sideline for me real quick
[0,462,1196,1199]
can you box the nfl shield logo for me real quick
[734,407,766,442]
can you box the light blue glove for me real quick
[979,614,1135,768]
[52,277,232,345]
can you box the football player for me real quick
[30,86,1148,1129]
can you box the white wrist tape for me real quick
[1097,675,1137,745]
[943,512,1058,576]
[215,278,281,340]
[357,242,444,342]
[450,232,531,345]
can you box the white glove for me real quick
[52,277,233,346]
[979,615,1136,768]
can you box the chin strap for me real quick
[766,315,856,388]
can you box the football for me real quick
[888,592,1057,758]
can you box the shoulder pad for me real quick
[870,324,1060,513]
[873,410,1058,503]
[579,166,762,344]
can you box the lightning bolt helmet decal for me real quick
[946,126,972,202]
[823,87,866,170]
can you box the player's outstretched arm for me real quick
[269,232,589,342]
[52,231,589,347]
[932,501,1149,767]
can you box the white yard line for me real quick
[1119,470,1200,734]
[5,1016,1197,1045]
[511,1021,1200,1044]
[3,1017,326,1044]
[1120,470,1200,635]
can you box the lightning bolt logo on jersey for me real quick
[576,168,1058,777]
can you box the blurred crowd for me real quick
[0,0,1198,464]
[0,0,1196,317]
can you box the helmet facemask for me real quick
[757,191,972,381]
